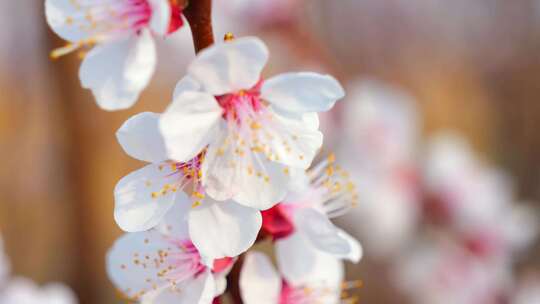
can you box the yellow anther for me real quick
[326,166,335,176]
[224,32,235,41]
[250,121,262,130]
[192,191,205,199]
[328,153,336,163]
[251,146,264,153]
[192,201,201,208]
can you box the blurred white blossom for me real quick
[45,0,185,110]
[338,79,421,257]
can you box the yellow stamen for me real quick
[224,32,235,41]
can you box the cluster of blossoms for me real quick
[394,133,539,304]
[336,80,540,304]
[0,236,78,304]
[46,1,363,303]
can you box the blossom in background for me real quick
[45,0,185,110]
[394,239,512,304]
[0,234,77,304]
[159,37,344,209]
[423,133,539,258]
[215,0,302,29]
[512,276,540,304]
[107,203,234,303]
[0,278,77,304]
[0,236,9,286]
[114,112,262,262]
[393,132,540,304]
[338,79,421,257]
[240,248,360,304]
[261,154,362,263]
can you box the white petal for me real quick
[79,30,156,111]
[275,232,317,285]
[188,37,269,95]
[214,276,227,297]
[337,229,363,263]
[240,252,281,304]
[117,112,168,163]
[295,208,362,263]
[203,133,289,209]
[160,91,222,162]
[45,0,97,42]
[173,76,203,99]
[156,198,191,238]
[231,159,289,209]
[276,232,344,288]
[269,110,323,169]
[262,72,345,113]
[114,163,181,232]
[107,230,177,301]
[189,199,262,261]
[142,271,216,304]
[40,283,78,304]
[148,0,171,36]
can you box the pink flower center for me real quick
[463,231,502,258]
[118,0,184,34]
[149,153,206,208]
[261,203,296,240]
[164,240,233,283]
[279,281,324,304]
[51,0,184,59]
[215,80,264,122]
[168,1,185,34]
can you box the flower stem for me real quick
[184,0,215,53]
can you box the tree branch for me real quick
[227,254,245,304]
[183,0,215,53]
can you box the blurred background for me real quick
[1,0,540,303]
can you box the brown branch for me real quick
[227,254,245,304]
[183,0,215,53]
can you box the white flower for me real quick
[114,112,262,262]
[0,278,77,304]
[240,248,359,304]
[45,0,185,110]
[513,276,540,304]
[0,236,10,286]
[337,79,421,257]
[107,203,235,304]
[394,240,512,304]
[261,155,362,263]
[159,37,345,209]
[339,79,419,171]
[423,132,539,257]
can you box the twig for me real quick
[227,254,245,304]
[183,0,215,53]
